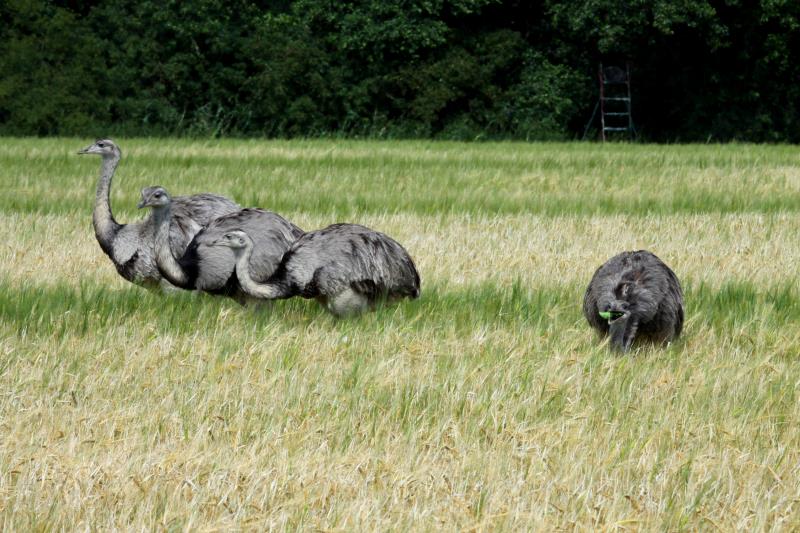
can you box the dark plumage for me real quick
[139,186,303,302]
[78,139,240,289]
[583,250,684,352]
[212,224,421,316]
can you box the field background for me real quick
[1,138,799,530]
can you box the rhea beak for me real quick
[78,142,101,154]
[136,199,147,209]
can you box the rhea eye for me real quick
[97,142,106,148]
[154,192,162,198]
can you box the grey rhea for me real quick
[210,225,421,316]
[78,139,240,289]
[583,250,684,352]
[138,186,303,302]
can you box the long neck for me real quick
[234,246,284,299]
[609,316,638,352]
[93,154,122,253]
[152,206,191,288]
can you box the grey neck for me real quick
[609,316,638,352]
[234,245,282,299]
[93,154,122,252]
[152,205,191,288]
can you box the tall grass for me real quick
[1,138,799,530]
[3,139,800,216]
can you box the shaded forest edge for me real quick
[1,0,798,142]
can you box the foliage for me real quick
[0,0,798,140]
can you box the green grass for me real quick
[1,138,800,530]
[1,279,798,341]
[3,138,800,216]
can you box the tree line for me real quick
[1,0,798,141]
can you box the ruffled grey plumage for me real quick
[186,209,304,291]
[140,186,303,300]
[583,250,684,352]
[215,223,421,316]
[80,139,240,289]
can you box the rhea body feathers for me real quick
[139,186,303,301]
[79,139,239,288]
[583,250,684,352]
[213,224,421,316]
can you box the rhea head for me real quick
[599,275,645,352]
[137,186,171,209]
[77,139,120,158]
[210,230,252,252]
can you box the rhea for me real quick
[583,250,684,352]
[78,139,240,289]
[210,225,421,316]
[138,186,303,302]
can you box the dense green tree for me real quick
[0,0,107,135]
[545,0,800,140]
[0,0,797,140]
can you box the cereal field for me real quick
[1,139,799,530]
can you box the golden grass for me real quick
[2,306,799,530]
[2,210,797,290]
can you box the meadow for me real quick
[1,138,799,530]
